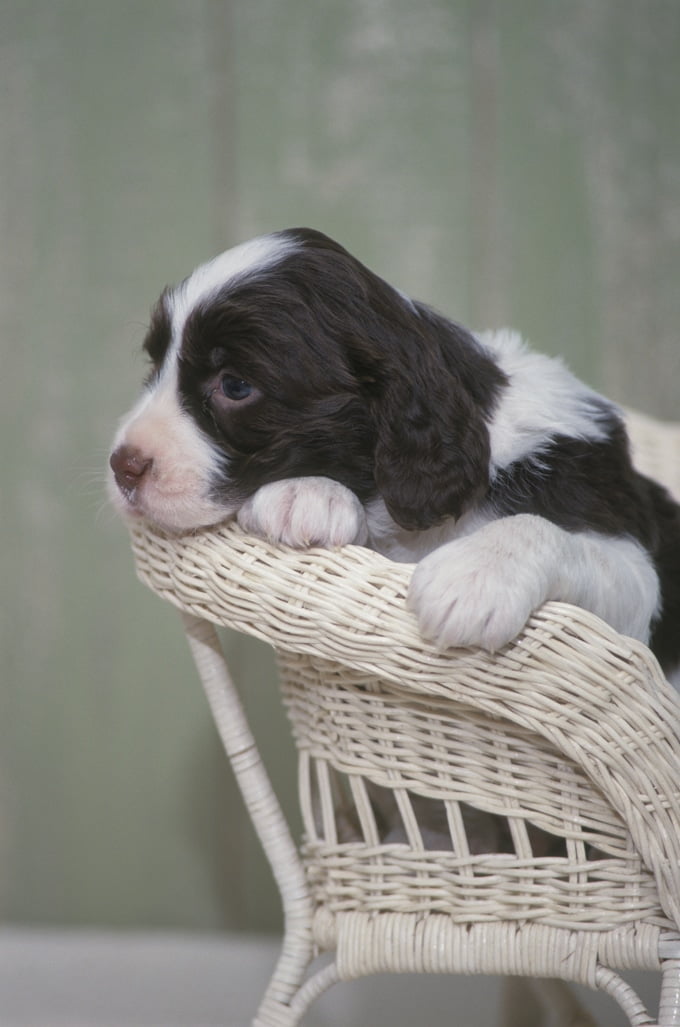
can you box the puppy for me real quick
[109,227,680,682]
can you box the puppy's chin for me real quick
[107,475,234,536]
[122,505,234,537]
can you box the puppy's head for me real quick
[109,228,501,534]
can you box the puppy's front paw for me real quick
[407,526,549,652]
[237,477,368,548]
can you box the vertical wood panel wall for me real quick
[2,0,678,931]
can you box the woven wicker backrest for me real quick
[130,409,680,1023]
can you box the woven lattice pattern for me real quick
[132,525,680,930]
[130,409,680,1023]
[285,656,667,930]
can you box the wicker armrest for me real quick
[131,519,680,931]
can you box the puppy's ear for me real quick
[338,268,503,531]
[372,366,492,531]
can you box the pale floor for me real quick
[0,929,659,1026]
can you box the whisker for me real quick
[71,468,110,497]
[94,499,120,528]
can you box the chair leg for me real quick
[658,958,680,1026]
[594,967,653,1026]
[181,614,317,1019]
[287,963,342,1021]
[253,962,340,1026]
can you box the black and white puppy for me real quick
[109,228,680,681]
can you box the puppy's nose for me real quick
[110,445,153,492]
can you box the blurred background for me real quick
[2,0,679,969]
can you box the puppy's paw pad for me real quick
[237,478,368,548]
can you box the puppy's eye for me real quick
[221,376,253,401]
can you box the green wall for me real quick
[2,0,679,932]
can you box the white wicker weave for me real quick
[130,410,680,1026]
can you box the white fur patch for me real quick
[167,234,297,350]
[108,372,229,532]
[407,514,660,652]
[478,330,614,473]
[237,478,368,548]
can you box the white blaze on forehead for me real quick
[167,233,298,338]
[153,231,298,437]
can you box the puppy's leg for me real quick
[237,477,368,548]
[408,514,660,652]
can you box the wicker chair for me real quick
[129,409,680,1026]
